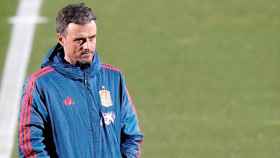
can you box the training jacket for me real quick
[18,44,143,158]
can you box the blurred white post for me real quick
[0,0,46,157]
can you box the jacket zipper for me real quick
[83,71,101,157]
[83,72,100,114]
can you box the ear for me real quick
[57,33,65,46]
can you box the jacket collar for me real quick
[41,43,101,80]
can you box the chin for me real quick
[79,60,92,65]
[79,55,93,65]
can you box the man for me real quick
[18,3,143,158]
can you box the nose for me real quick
[82,39,90,51]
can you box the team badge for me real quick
[99,86,113,107]
[100,112,116,126]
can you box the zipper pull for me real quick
[85,78,88,85]
[84,72,88,86]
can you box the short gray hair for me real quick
[56,3,97,35]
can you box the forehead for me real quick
[66,21,97,37]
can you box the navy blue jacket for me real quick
[18,44,143,158]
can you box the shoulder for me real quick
[29,66,55,81]
[26,66,55,86]
[23,66,55,94]
[101,64,122,74]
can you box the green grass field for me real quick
[1,0,280,157]
[0,0,18,73]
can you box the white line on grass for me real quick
[0,0,46,157]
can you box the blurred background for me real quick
[1,0,280,157]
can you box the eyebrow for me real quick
[73,37,85,41]
[74,34,96,40]
[89,34,96,38]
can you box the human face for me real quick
[57,21,97,65]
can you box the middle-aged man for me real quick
[18,3,143,158]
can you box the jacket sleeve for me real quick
[120,74,144,158]
[18,78,51,158]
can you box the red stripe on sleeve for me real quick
[19,66,54,157]
[102,64,121,72]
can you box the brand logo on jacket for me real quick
[99,86,113,107]
[100,112,116,126]
[64,96,74,106]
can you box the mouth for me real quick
[81,50,89,54]
[81,51,91,56]
[81,54,91,59]
[80,51,93,62]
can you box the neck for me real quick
[76,62,90,70]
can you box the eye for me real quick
[74,38,86,45]
[77,39,83,44]
[88,38,93,42]
[88,35,96,42]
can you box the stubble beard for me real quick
[76,51,93,67]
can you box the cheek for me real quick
[65,44,80,57]
[90,40,97,49]
[68,43,81,52]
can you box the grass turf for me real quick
[0,0,18,75]
[4,0,280,157]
